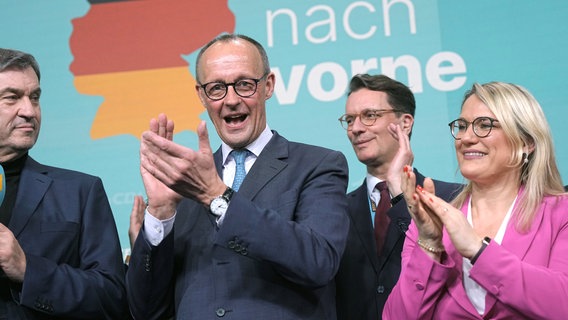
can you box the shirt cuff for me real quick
[143,208,176,246]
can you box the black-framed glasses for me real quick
[338,109,401,130]
[199,72,269,101]
[448,116,499,140]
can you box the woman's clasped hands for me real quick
[401,165,483,262]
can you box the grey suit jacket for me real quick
[1,156,127,319]
[335,169,461,320]
[127,132,350,320]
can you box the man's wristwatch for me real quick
[209,187,235,217]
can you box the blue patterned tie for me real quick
[230,149,250,192]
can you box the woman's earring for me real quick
[522,152,529,164]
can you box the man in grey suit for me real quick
[0,49,127,318]
[126,34,350,319]
[335,74,461,319]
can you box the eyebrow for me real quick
[0,86,41,96]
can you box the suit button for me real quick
[228,241,236,249]
[216,308,226,317]
[144,255,151,271]
[490,285,500,295]
[377,285,385,294]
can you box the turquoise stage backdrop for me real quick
[2,1,567,255]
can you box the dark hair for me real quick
[0,48,41,81]
[348,74,415,117]
[194,33,270,83]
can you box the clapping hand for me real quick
[140,114,226,219]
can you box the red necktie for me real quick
[374,181,391,255]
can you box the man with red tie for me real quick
[335,74,461,319]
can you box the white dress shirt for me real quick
[463,195,516,314]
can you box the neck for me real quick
[2,153,28,176]
[469,180,520,236]
[367,163,388,181]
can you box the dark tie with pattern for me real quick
[374,181,391,255]
[230,149,250,192]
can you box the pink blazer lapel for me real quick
[483,190,546,313]
[443,190,546,317]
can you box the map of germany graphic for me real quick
[69,0,235,139]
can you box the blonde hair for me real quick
[451,82,565,232]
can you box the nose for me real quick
[349,114,367,134]
[223,85,241,106]
[17,96,38,117]
[459,123,478,143]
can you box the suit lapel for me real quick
[9,157,52,237]
[348,181,380,273]
[483,190,545,313]
[379,204,408,271]
[444,188,545,317]
[499,188,543,259]
[376,170,422,271]
[234,132,288,200]
[213,132,288,201]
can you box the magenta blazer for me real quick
[383,193,568,319]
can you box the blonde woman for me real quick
[384,82,567,319]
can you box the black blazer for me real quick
[335,168,461,320]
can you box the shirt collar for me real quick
[221,124,273,164]
[365,173,383,195]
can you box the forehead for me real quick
[460,95,496,119]
[0,67,39,91]
[198,40,263,82]
[346,89,390,112]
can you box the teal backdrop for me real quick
[2,1,567,255]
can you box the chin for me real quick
[459,169,480,180]
[224,136,250,149]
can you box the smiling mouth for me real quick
[225,114,247,124]
[353,138,372,146]
[462,152,487,160]
[15,125,35,131]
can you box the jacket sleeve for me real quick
[16,178,128,319]
[126,227,176,320]
[382,221,455,320]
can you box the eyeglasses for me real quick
[199,72,269,101]
[448,117,500,140]
[338,109,401,130]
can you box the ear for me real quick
[523,140,536,156]
[263,72,275,100]
[400,114,414,136]
[195,84,207,106]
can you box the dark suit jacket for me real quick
[127,132,350,320]
[335,169,461,320]
[1,157,127,319]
